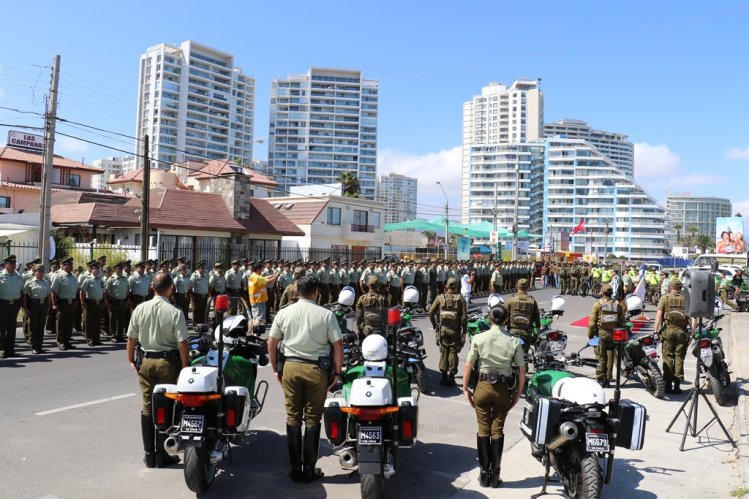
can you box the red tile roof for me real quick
[272,201,328,225]
[108,168,190,190]
[0,146,103,173]
[187,159,278,188]
[241,198,304,236]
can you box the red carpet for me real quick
[569,317,651,331]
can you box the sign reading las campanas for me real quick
[8,130,45,150]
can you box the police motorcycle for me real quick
[533,296,568,359]
[693,300,732,405]
[324,309,419,499]
[467,293,504,340]
[394,286,428,393]
[520,326,647,499]
[326,286,362,369]
[616,296,665,399]
[151,295,269,493]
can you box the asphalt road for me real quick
[0,286,741,498]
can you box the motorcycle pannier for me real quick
[398,400,419,446]
[223,390,247,433]
[152,384,178,431]
[615,399,647,450]
[520,395,562,446]
[324,401,347,446]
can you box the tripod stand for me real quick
[665,318,736,451]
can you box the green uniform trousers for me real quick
[109,300,129,340]
[389,285,401,308]
[174,293,190,321]
[192,293,208,324]
[719,289,737,310]
[473,379,512,438]
[662,326,688,382]
[595,332,615,382]
[509,328,533,353]
[139,358,179,416]
[56,299,76,346]
[438,326,463,374]
[27,299,49,351]
[282,361,329,427]
[83,300,102,344]
[570,277,579,295]
[560,277,570,294]
[0,299,21,355]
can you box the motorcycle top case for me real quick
[520,395,562,446]
[615,399,646,451]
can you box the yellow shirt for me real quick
[248,273,268,304]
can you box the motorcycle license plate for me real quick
[585,433,609,452]
[358,426,382,445]
[550,341,564,354]
[181,414,205,434]
[700,347,714,367]
[644,346,658,359]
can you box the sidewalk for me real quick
[730,310,749,496]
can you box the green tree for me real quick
[422,230,437,246]
[695,233,713,254]
[337,172,360,198]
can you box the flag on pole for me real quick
[633,264,647,304]
[572,219,586,235]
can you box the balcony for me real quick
[351,224,375,233]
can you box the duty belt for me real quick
[479,372,510,384]
[144,350,175,360]
[85,299,102,304]
[30,298,47,304]
[285,356,318,365]
[0,298,19,304]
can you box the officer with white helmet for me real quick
[402,285,419,308]
[337,286,356,308]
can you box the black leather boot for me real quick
[302,425,324,482]
[477,435,491,487]
[673,380,683,395]
[489,436,504,487]
[155,431,180,468]
[287,425,304,482]
[140,414,156,468]
[665,379,674,394]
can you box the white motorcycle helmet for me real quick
[626,295,643,316]
[338,286,356,307]
[714,298,724,317]
[551,296,566,315]
[402,285,419,305]
[361,334,389,361]
[553,377,606,406]
[487,293,504,308]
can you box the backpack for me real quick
[361,292,384,327]
[665,293,688,328]
[439,293,461,328]
[510,295,533,330]
[597,299,619,332]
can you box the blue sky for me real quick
[2,1,749,220]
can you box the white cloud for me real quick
[726,147,749,161]
[633,142,681,178]
[378,146,462,219]
[55,135,90,157]
[732,199,749,217]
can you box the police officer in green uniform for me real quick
[79,261,105,346]
[106,262,130,343]
[225,260,244,314]
[209,261,227,297]
[279,266,305,308]
[386,263,402,307]
[21,258,39,344]
[172,266,191,320]
[267,275,343,483]
[463,304,526,488]
[504,278,540,352]
[190,261,210,324]
[587,283,625,387]
[128,261,151,310]
[654,278,689,394]
[23,263,51,354]
[355,276,387,337]
[0,255,24,358]
[51,257,80,350]
[429,277,468,386]
[317,260,331,305]
[126,272,189,468]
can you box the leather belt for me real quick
[479,372,509,384]
[144,351,173,359]
[285,356,318,365]
[0,298,19,304]
[86,299,102,304]
[30,298,47,304]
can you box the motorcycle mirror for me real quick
[588,336,601,347]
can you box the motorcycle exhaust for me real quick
[546,421,579,451]
[209,441,227,465]
[164,436,181,456]
[338,447,358,469]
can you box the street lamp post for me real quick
[436,181,449,260]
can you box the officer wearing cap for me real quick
[172,265,191,320]
[129,261,151,310]
[0,255,24,358]
[505,278,540,352]
[429,277,468,386]
[356,275,387,338]
[279,266,305,308]
[463,304,526,488]
[79,261,105,346]
[225,260,244,314]
[126,272,189,468]
[267,275,343,483]
[587,283,625,387]
[51,257,80,350]
[105,262,130,342]
[190,261,210,324]
[22,263,50,354]
[209,261,227,298]
[653,277,689,394]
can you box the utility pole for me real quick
[604,221,610,259]
[38,55,61,268]
[512,162,519,260]
[140,134,150,261]
[436,181,449,260]
[492,181,498,257]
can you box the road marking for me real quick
[35,393,136,416]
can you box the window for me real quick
[68,174,81,187]
[0,196,9,208]
[327,207,341,225]
[371,211,381,228]
[352,209,371,232]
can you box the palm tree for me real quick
[422,230,437,246]
[695,234,712,254]
[673,223,683,246]
[337,172,360,198]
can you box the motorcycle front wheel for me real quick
[361,473,385,499]
[636,362,665,399]
[184,443,216,494]
[563,447,602,499]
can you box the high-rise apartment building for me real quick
[665,193,731,242]
[377,173,417,224]
[135,41,255,168]
[269,68,379,199]
[544,119,634,177]
[461,80,544,222]
[91,155,137,190]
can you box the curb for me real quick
[730,311,749,492]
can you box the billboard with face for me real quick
[715,217,745,254]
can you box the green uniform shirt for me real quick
[330,269,341,285]
[80,275,105,301]
[467,325,526,376]
[23,277,50,299]
[126,295,189,352]
[0,269,23,300]
[277,270,294,291]
[387,270,401,287]
[360,268,376,284]
[128,272,151,297]
[225,269,243,291]
[174,274,190,294]
[419,268,431,284]
[51,271,79,300]
[22,270,34,282]
[105,275,130,300]
[319,267,331,284]
[190,271,210,295]
[400,268,415,285]
[269,298,343,360]
[209,272,227,293]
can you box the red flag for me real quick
[572,219,585,235]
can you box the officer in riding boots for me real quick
[463,304,526,488]
[653,278,690,394]
[356,276,387,338]
[22,263,51,354]
[126,273,189,468]
[79,261,105,346]
[267,275,343,483]
[504,279,540,353]
[51,257,80,351]
[428,277,468,386]
[0,255,24,358]
[587,283,626,388]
